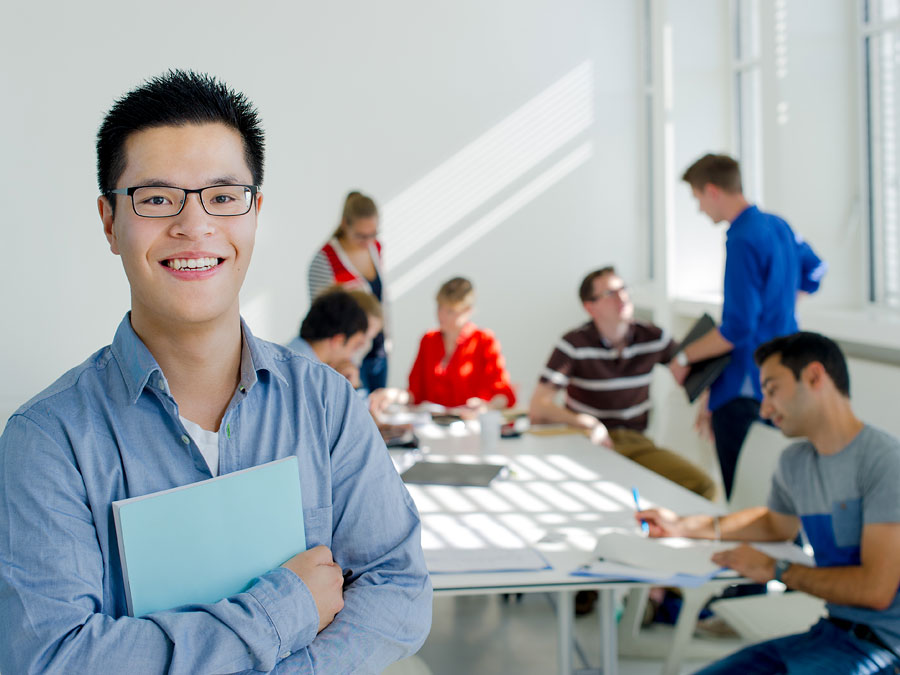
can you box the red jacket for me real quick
[408,323,516,408]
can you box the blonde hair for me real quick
[347,289,383,320]
[333,190,378,239]
[437,277,475,306]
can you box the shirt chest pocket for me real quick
[831,498,862,549]
[303,505,333,548]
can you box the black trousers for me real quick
[711,397,761,500]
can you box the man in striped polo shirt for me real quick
[529,267,715,499]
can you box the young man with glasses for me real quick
[0,70,431,674]
[529,266,715,500]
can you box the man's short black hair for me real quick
[300,290,368,343]
[754,332,851,397]
[97,70,265,206]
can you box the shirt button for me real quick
[181,435,190,445]
[281,651,291,659]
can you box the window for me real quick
[863,0,900,307]
[732,0,762,202]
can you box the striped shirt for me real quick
[539,320,677,432]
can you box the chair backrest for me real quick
[727,422,792,512]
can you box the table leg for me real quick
[557,589,574,675]
[661,587,717,675]
[599,589,618,675]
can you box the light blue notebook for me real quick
[113,456,306,617]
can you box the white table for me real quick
[395,426,723,674]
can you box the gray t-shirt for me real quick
[768,424,900,651]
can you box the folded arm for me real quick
[292,384,432,674]
[0,413,319,675]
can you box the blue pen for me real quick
[632,486,649,535]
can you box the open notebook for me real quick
[113,456,306,617]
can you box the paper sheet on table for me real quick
[589,532,814,577]
[376,410,432,426]
[424,547,552,574]
[571,560,724,588]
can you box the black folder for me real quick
[678,313,731,403]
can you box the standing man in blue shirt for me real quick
[670,154,827,499]
[0,70,432,674]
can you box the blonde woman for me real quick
[308,191,389,390]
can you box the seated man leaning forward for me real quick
[286,287,372,388]
[639,332,900,674]
[0,70,431,674]
[529,266,715,500]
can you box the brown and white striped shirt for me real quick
[539,321,677,432]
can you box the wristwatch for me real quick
[675,351,689,367]
[774,558,792,583]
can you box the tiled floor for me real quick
[413,593,744,675]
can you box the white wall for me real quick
[0,1,645,421]
[668,0,732,299]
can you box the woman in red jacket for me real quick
[407,277,516,410]
[308,191,388,392]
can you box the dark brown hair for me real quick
[681,154,742,193]
[578,266,616,302]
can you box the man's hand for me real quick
[668,359,689,385]
[692,391,714,442]
[282,545,345,633]
[711,544,776,584]
[573,413,613,448]
[635,507,686,538]
[368,387,408,414]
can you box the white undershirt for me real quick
[180,416,220,477]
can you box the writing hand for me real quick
[635,507,683,538]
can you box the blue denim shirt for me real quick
[711,205,827,411]
[0,315,432,674]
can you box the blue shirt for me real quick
[285,336,318,362]
[0,315,432,674]
[710,205,827,411]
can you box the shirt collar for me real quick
[111,313,285,405]
[729,204,758,230]
[457,322,477,342]
[586,320,635,348]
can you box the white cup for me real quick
[479,410,502,451]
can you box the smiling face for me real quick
[99,123,261,333]
[758,354,817,437]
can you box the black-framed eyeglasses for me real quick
[108,184,259,217]
[588,285,628,302]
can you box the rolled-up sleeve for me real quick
[0,414,318,675]
[796,233,827,294]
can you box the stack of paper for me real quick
[573,531,813,587]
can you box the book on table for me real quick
[112,456,306,617]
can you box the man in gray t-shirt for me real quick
[639,332,900,673]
